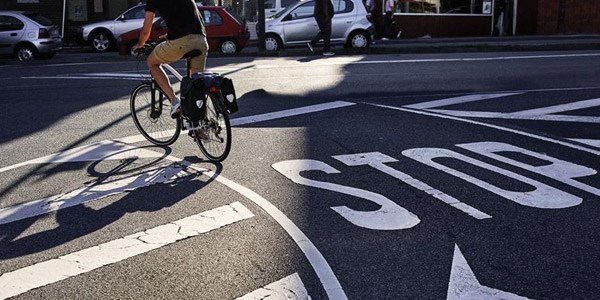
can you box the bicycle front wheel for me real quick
[194,93,232,162]
[130,83,180,146]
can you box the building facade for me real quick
[1,0,599,40]
[375,0,600,38]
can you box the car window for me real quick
[202,10,223,26]
[332,0,354,13]
[287,1,315,20]
[282,0,298,8]
[0,16,25,32]
[123,5,153,20]
[265,0,276,9]
[123,6,145,19]
[22,12,53,26]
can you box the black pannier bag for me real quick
[180,73,238,122]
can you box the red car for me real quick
[117,6,249,55]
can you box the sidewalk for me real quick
[251,34,600,56]
[2,34,599,65]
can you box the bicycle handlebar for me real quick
[134,42,157,57]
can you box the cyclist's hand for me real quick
[133,47,145,58]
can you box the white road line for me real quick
[404,93,521,110]
[428,109,600,123]
[349,53,600,65]
[0,202,254,300]
[230,101,356,126]
[118,101,356,144]
[367,103,600,156]
[0,165,200,225]
[569,139,600,148]
[512,98,600,116]
[235,273,310,300]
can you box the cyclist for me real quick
[135,0,208,118]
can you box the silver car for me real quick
[74,4,159,52]
[0,11,63,61]
[263,0,374,51]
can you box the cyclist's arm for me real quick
[135,11,155,50]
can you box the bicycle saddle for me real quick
[183,50,202,59]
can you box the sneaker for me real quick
[306,42,314,53]
[170,97,181,118]
[323,51,335,56]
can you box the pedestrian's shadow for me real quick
[298,55,329,63]
[0,149,222,259]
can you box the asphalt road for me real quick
[1,50,600,299]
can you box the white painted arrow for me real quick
[447,244,532,300]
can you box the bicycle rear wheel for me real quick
[193,92,232,162]
[130,83,180,146]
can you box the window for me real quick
[333,0,354,14]
[202,10,223,26]
[394,0,490,15]
[123,6,146,19]
[287,1,314,20]
[22,13,53,26]
[0,16,25,32]
[440,0,485,14]
[281,0,298,8]
[397,0,437,14]
[265,0,276,9]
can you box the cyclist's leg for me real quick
[187,34,209,74]
[148,40,185,102]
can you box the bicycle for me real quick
[129,42,232,162]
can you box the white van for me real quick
[264,0,298,17]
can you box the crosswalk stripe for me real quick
[0,202,254,300]
[235,273,310,300]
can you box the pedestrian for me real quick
[306,0,335,56]
[382,0,395,40]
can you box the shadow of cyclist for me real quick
[0,156,223,259]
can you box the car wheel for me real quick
[348,31,370,48]
[91,31,112,52]
[16,45,37,61]
[219,40,237,54]
[264,34,281,52]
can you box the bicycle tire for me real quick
[130,83,180,146]
[194,92,232,162]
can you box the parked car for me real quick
[72,4,159,52]
[262,0,374,51]
[117,6,249,56]
[264,0,298,17]
[0,11,63,61]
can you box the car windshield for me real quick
[268,0,300,19]
[22,12,53,26]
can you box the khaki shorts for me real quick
[151,34,209,74]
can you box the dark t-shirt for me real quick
[146,0,206,40]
